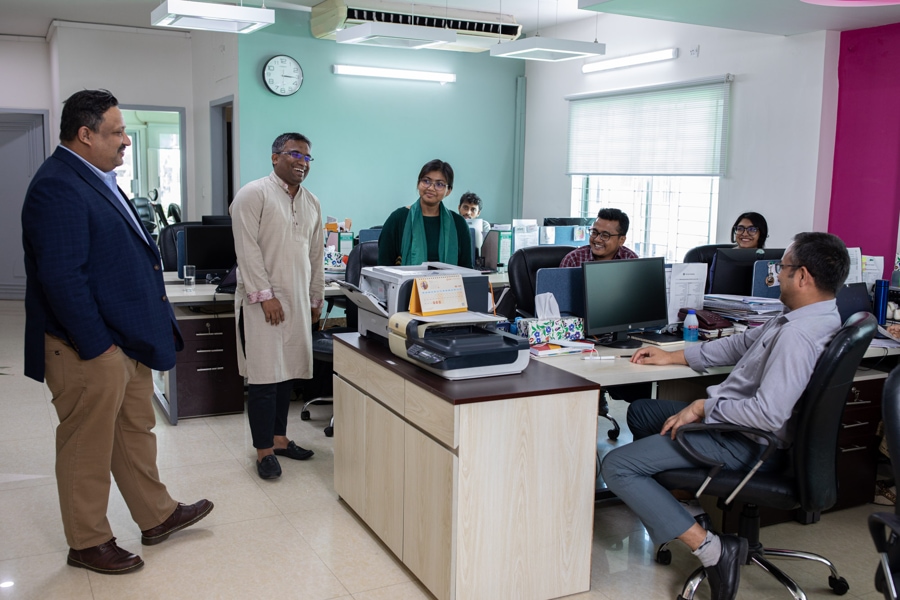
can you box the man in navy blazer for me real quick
[21,89,212,575]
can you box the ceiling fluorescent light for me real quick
[336,22,457,49]
[800,0,900,5]
[489,36,605,62]
[151,0,274,34]
[333,65,456,84]
[582,48,679,74]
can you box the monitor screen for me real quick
[201,214,232,226]
[182,225,236,281]
[709,248,785,296]
[543,217,594,227]
[582,257,668,348]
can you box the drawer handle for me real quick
[195,332,223,337]
[196,366,224,372]
[842,420,870,430]
[196,349,224,353]
[846,400,872,407]
[840,445,867,453]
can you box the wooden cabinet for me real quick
[332,334,599,600]
[166,314,244,420]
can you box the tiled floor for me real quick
[0,299,892,599]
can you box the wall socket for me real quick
[689,45,701,57]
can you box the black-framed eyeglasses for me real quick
[589,229,624,242]
[276,151,314,163]
[419,178,449,191]
[774,262,802,274]
[734,225,760,235]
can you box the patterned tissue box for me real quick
[516,317,585,345]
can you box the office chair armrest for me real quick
[674,423,781,504]
[870,512,900,553]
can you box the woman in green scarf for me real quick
[377,159,474,268]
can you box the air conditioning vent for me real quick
[312,0,521,52]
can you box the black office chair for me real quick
[157,221,201,271]
[654,311,877,599]
[507,245,576,319]
[683,243,733,292]
[131,196,159,239]
[682,243,734,264]
[299,241,379,436]
[167,203,182,224]
[869,367,900,600]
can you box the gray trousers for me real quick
[601,399,777,545]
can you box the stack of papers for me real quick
[703,294,784,326]
[529,339,594,357]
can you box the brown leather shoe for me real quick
[140,499,214,546]
[67,538,144,574]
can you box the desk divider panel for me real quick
[535,267,585,317]
[751,260,782,299]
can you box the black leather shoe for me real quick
[67,538,144,574]
[273,440,314,461]
[141,499,214,546]
[257,454,282,479]
[705,534,748,600]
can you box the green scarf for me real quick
[400,200,459,266]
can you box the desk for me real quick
[332,333,599,600]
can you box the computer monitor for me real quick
[582,257,669,348]
[543,217,594,227]
[709,248,785,296]
[201,214,232,226]
[182,225,236,281]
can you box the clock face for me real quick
[263,55,303,96]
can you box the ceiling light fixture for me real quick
[336,22,457,49]
[490,36,605,61]
[582,48,679,73]
[800,0,900,5]
[490,0,604,62]
[332,64,456,84]
[151,0,274,34]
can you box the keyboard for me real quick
[629,332,682,346]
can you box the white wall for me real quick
[0,36,52,112]
[0,23,235,219]
[522,14,837,249]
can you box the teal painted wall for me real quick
[238,10,525,230]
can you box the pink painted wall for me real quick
[830,21,900,279]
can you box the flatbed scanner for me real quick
[388,312,529,380]
[340,263,490,341]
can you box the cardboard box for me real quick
[516,317,584,345]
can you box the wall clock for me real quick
[263,55,303,96]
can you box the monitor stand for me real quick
[599,330,642,349]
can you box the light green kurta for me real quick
[231,172,325,384]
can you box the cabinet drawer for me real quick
[180,318,235,358]
[367,360,405,414]
[334,342,366,389]
[405,385,457,449]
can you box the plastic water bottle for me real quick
[683,309,700,342]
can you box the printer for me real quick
[342,262,490,341]
[388,312,530,380]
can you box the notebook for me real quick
[629,331,683,347]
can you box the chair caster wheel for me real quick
[608,428,619,440]
[300,410,310,421]
[828,575,849,595]
[656,548,672,565]
[324,426,333,437]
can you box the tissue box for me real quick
[516,317,584,345]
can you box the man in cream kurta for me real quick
[231,132,325,480]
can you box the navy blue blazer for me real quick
[22,146,184,382]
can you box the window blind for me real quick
[566,75,733,177]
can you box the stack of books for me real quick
[529,339,594,357]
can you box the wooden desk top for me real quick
[334,332,600,406]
